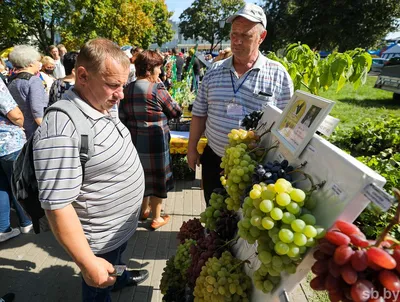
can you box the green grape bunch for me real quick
[193,251,252,302]
[200,192,227,231]
[160,255,185,296]
[237,178,326,292]
[174,239,196,278]
[220,128,260,211]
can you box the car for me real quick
[385,57,400,66]
[370,58,389,72]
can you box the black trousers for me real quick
[200,145,224,205]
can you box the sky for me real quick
[165,0,194,21]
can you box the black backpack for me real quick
[11,99,94,233]
[48,79,73,107]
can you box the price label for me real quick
[317,115,340,137]
[307,144,316,153]
[363,183,394,211]
[331,183,347,201]
[276,152,285,162]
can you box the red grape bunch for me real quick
[311,219,400,302]
[177,218,205,244]
[186,231,227,289]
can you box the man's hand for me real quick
[80,256,117,288]
[187,148,200,171]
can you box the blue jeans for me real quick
[82,242,129,302]
[0,150,32,232]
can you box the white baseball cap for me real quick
[226,3,267,28]
[124,49,132,59]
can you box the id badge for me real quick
[227,102,244,116]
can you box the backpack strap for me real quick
[44,100,94,178]
[8,72,34,85]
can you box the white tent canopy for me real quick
[382,43,400,59]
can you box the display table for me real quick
[170,131,207,155]
[233,104,386,302]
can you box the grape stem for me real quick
[288,170,315,187]
[289,170,326,193]
[258,121,276,140]
[216,235,240,252]
[228,254,255,273]
[256,121,268,133]
[295,161,308,170]
[259,142,280,162]
[248,146,267,154]
[248,141,279,157]
[375,188,400,247]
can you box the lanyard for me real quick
[230,70,252,97]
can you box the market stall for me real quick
[233,103,387,301]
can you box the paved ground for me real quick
[0,176,314,302]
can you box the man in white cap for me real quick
[187,3,294,204]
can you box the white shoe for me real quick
[20,223,33,234]
[0,228,21,242]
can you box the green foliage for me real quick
[0,0,69,52]
[0,0,174,52]
[329,116,400,239]
[260,0,400,52]
[152,0,174,47]
[267,43,372,95]
[172,81,196,107]
[62,0,174,50]
[179,0,244,51]
[330,116,400,158]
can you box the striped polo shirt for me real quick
[192,52,294,157]
[33,89,145,254]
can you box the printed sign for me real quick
[363,183,394,212]
[318,115,340,137]
[272,90,335,158]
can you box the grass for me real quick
[312,76,400,131]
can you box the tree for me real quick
[259,0,292,52]
[179,0,244,52]
[261,0,400,52]
[152,0,174,47]
[0,0,69,52]
[0,0,174,53]
[61,0,174,50]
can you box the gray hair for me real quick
[256,23,267,35]
[9,45,41,69]
[76,38,130,74]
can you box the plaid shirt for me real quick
[119,79,182,198]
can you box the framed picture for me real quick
[272,90,335,158]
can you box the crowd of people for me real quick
[0,3,295,302]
